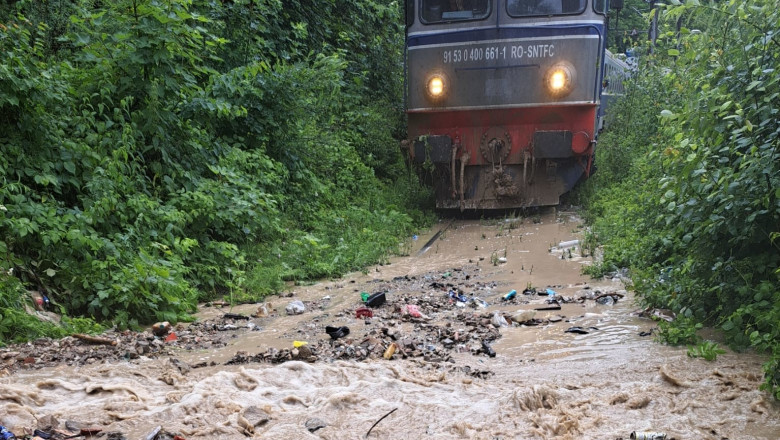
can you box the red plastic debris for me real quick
[165,332,178,342]
[355,307,374,319]
[400,304,423,318]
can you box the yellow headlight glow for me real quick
[544,63,576,98]
[428,76,444,97]
[550,71,566,91]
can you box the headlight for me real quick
[425,73,448,100]
[545,63,576,97]
[429,77,444,96]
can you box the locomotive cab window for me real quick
[420,0,491,24]
[507,0,585,16]
[593,0,608,13]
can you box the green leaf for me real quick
[45,268,57,277]
[667,49,680,56]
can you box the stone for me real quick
[305,418,327,432]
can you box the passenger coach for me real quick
[403,0,618,209]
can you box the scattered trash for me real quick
[442,271,451,278]
[285,300,305,315]
[596,295,615,305]
[238,406,270,435]
[30,290,46,311]
[471,297,489,309]
[565,326,599,334]
[502,289,517,301]
[145,426,162,440]
[253,303,269,317]
[638,331,653,337]
[641,308,675,322]
[365,292,386,308]
[73,333,118,346]
[497,257,507,264]
[360,292,370,302]
[365,408,398,438]
[448,290,467,302]
[0,425,16,440]
[558,239,580,249]
[152,322,171,336]
[355,307,374,319]
[522,287,537,295]
[545,288,557,297]
[164,332,178,342]
[491,311,508,327]
[144,426,186,440]
[535,305,562,311]
[325,326,350,340]
[383,342,399,359]
[511,309,536,323]
[400,304,426,319]
[293,341,308,348]
[481,340,496,357]
[32,430,52,440]
[305,418,327,433]
[630,432,667,440]
[223,313,249,320]
[412,234,418,241]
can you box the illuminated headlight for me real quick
[426,73,447,100]
[545,63,576,97]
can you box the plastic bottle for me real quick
[0,425,16,440]
[545,288,557,297]
[503,289,517,300]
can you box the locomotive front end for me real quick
[404,0,609,209]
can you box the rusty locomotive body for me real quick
[403,0,619,209]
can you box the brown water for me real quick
[2,210,779,439]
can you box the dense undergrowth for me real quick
[579,0,779,398]
[0,0,433,342]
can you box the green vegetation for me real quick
[687,341,726,361]
[0,0,432,342]
[656,317,702,346]
[580,0,779,398]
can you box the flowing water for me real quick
[2,210,779,439]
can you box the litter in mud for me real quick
[285,301,305,315]
[564,326,599,335]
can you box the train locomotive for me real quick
[402,0,623,209]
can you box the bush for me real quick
[0,0,430,338]
[582,0,780,398]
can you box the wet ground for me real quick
[1,209,779,439]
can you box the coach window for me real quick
[507,0,586,16]
[420,0,491,24]
[593,0,608,13]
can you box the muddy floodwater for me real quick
[2,210,779,439]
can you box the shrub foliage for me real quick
[0,0,430,339]
[582,0,779,397]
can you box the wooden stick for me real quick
[365,407,397,438]
[73,333,117,346]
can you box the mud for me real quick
[1,210,779,439]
